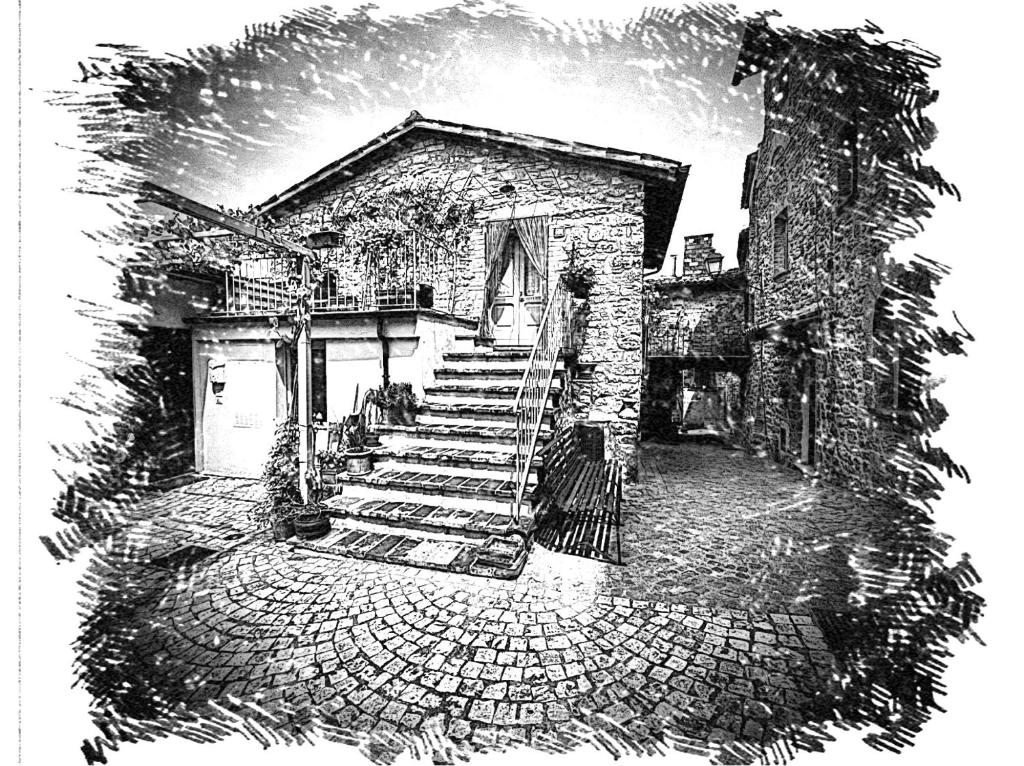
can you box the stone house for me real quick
[732,24,953,491]
[135,111,689,574]
[148,112,689,486]
[641,234,746,440]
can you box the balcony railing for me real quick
[221,230,457,316]
[646,322,746,358]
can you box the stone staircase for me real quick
[297,346,563,579]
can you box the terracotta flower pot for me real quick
[345,449,373,476]
[271,518,295,541]
[294,513,331,541]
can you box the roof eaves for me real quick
[257,112,689,216]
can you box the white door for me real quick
[490,233,543,346]
[199,342,277,477]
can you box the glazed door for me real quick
[490,233,542,346]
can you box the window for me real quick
[773,208,790,275]
[311,340,327,423]
[872,294,922,414]
[837,121,858,205]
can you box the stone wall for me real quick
[271,132,649,472]
[741,40,923,490]
[641,234,747,442]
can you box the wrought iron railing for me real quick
[221,230,458,315]
[646,319,746,358]
[510,279,572,523]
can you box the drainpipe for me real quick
[377,316,390,388]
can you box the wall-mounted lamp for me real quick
[499,182,517,198]
[705,253,724,277]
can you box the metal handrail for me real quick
[510,279,572,522]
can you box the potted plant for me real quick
[362,390,382,447]
[317,449,340,484]
[560,241,596,299]
[261,419,303,541]
[293,506,331,540]
[373,381,419,426]
[342,413,374,475]
[306,229,343,250]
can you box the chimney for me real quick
[682,234,718,279]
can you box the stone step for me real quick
[418,402,555,426]
[440,354,566,372]
[371,444,541,474]
[292,517,528,579]
[444,350,531,362]
[335,481,524,516]
[373,422,520,446]
[424,385,562,404]
[323,496,516,538]
[342,467,534,502]
[434,368,563,385]
[372,456,527,482]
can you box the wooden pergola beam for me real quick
[140,180,316,505]
[139,181,314,258]
[147,228,234,244]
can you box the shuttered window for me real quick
[773,208,789,275]
[838,121,858,205]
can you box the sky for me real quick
[115,2,765,276]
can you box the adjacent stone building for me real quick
[641,234,746,440]
[733,24,955,492]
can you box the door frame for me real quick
[490,230,545,346]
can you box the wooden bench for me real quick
[534,425,623,564]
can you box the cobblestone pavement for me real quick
[125,477,267,561]
[130,543,837,757]
[92,444,901,760]
[605,443,896,611]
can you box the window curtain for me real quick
[479,219,513,338]
[478,215,549,338]
[511,215,549,301]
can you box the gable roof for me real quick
[257,111,690,270]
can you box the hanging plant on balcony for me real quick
[322,179,476,310]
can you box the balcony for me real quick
[646,323,747,362]
[219,230,457,316]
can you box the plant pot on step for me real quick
[399,408,417,426]
[294,512,331,541]
[364,432,381,448]
[345,449,373,476]
[271,517,295,541]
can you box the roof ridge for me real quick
[256,111,689,216]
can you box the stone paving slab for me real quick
[293,522,526,579]
[127,541,837,755]
[126,477,267,561]
[101,442,906,759]
[606,442,898,611]
[323,497,515,538]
